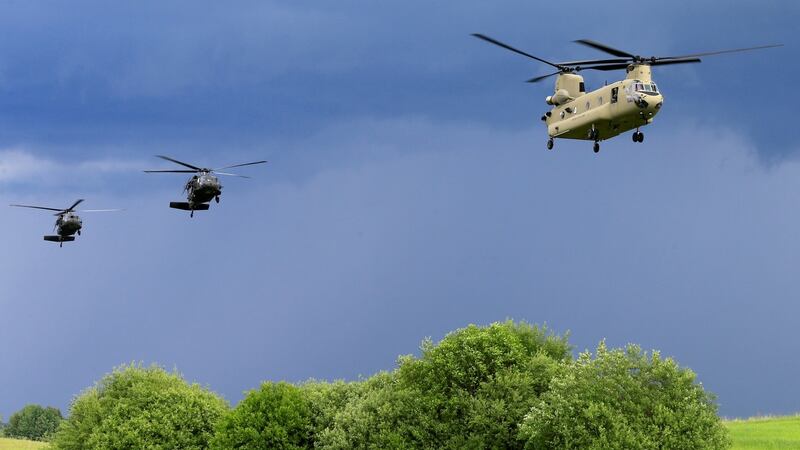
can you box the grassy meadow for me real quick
[0,437,49,449]
[0,416,798,449]
[726,415,800,449]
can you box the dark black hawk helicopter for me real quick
[144,155,268,217]
[9,199,121,247]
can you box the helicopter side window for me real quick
[611,87,618,103]
[579,82,585,93]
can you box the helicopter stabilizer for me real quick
[169,202,210,211]
[44,236,75,242]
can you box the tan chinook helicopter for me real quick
[473,34,782,153]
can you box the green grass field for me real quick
[726,415,800,449]
[0,437,49,449]
[1,416,797,449]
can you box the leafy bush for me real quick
[518,342,730,450]
[4,404,62,441]
[211,380,363,449]
[318,320,571,449]
[51,364,228,450]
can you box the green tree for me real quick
[211,380,362,450]
[4,404,62,441]
[518,342,730,450]
[211,381,312,450]
[318,320,572,449]
[51,363,228,450]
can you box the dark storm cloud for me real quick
[0,1,797,420]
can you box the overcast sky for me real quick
[0,0,796,420]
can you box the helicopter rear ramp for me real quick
[43,236,75,242]
[169,202,210,211]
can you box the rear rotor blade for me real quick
[526,70,563,83]
[214,160,268,171]
[556,57,630,66]
[657,44,783,60]
[154,155,202,171]
[473,33,563,69]
[65,199,84,212]
[9,204,64,212]
[143,169,198,173]
[579,63,633,72]
[574,39,635,58]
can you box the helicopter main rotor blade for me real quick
[574,39,635,58]
[526,70,563,83]
[650,58,702,67]
[143,169,198,173]
[578,63,633,72]
[154,155,202,171]
[213,172,251,178]
[9,204,64,212]
[656,43,783,61]
[473,33,563,69]
[78,209,125,213]
[555,57,630,66]
[214,160,268,171]
[64,199,85,213]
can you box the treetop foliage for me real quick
[4,404,62,441]
[51,363,228,450]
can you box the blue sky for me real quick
[0,1,796,419]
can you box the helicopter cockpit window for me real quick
[635,83,659,95]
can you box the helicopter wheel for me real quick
[593,142,600,153]
[190,210,194,218]
[215,196,220,203]
[546,139,554,150]
[633,131,644,143]
[637,132,644,143]
[77,230,81,236]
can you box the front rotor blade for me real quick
[154,155,202,171]
[650,58,701,67]
[9,204,64,212]
[473,33,563,69]
[574,39,635,58]
[526,70,562,83]
[214,160,268,170]
[143,169,198,173]
[657,44,782,60]
[65,199,85,212]
[214,172,251,178]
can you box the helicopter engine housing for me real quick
[546,89,571,106]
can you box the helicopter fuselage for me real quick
[543,64,663,143]
[185,173,222,207]
[55,212,82,237]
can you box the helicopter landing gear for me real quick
[59,241,63,248]
[546,138,554,150]
[190,210,194,218]
[632,130,644,143]
[77,230,81,236]
[215,196,220,203]
[593,142,600,153]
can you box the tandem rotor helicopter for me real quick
[9,199,121,247]
[144,155,268,217]
[473,34,782,153]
